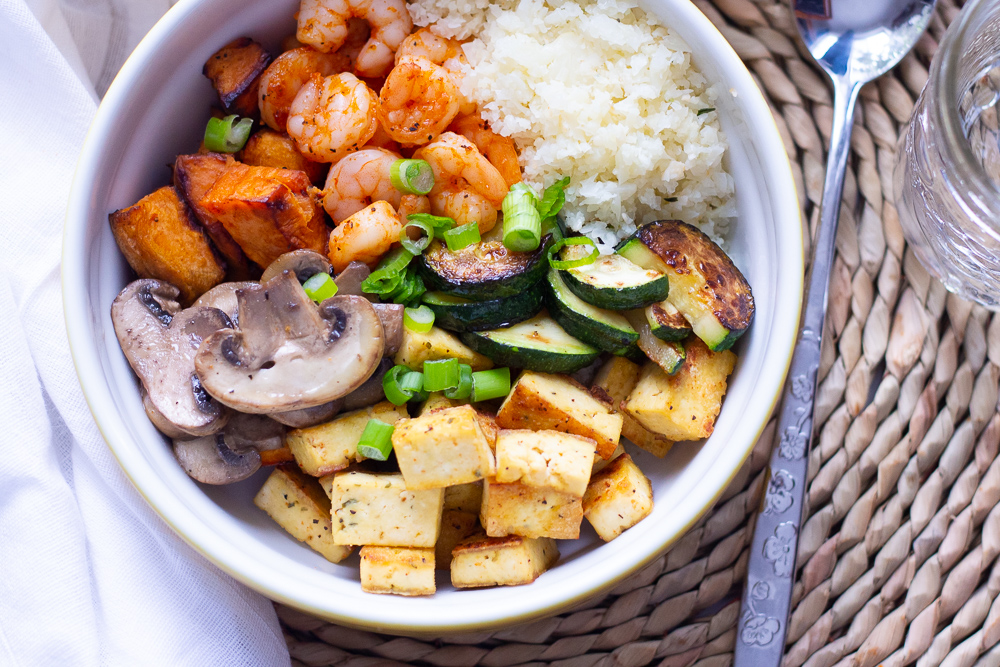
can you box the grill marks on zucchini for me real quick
[418,230,551,300]
[422,286,544,332]
[646,300,692,342]
[558,249,669,310]
[460,312,600,373]
[622,220,754,351]
[544,269,638,354]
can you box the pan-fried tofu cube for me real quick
[173,153,253,279]
[435,510,479,570]
[359,546,435,596]
[497,371,622,459]
[394,326,493,372]
[481,478,583,540]
[109,186,225,305]
[202,37,270,117]
[253,465,352,563]
[495,430,595,497]
[241,128,328,185]
[285,401,409,476]
[451,534,558,588]
[623,339,736,441]
[200,162,327,268]
[592,356,674,458]
[327,471,443,547]
[583,454,653,541]
[259,446,295,466]
[392,405,496,490]
[592,443,624,475]
[444,482,483,513]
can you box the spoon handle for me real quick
[734,77,861,666]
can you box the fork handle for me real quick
[733,76,861,666]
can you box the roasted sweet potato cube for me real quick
[203,37,270,117]
[173,153,254,278]
[200,162,328,268]
[109,186,224,305]
[240,129,328,185]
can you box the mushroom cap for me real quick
[270,399,344,428]
[141,388,194,440]
[259,249,332,285]
[112,280,232,436]
[193,281,258,326]
[173,433,261,485]
[333,261,371,297]
[223,412,286,452]
[194,271,385,413]
[371,303,403,358]
[342,357,392,411]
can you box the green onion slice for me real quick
[404,305,435,333]
[357,418,395,461]
[390,159,435,195]
[443,222,481,251]
[444,363,473,400]
[548,236,599,270]
[362,247,415,296]
[537,177,570,220]
[502,186,543,252]
[471,367,511,402]
[203,115,254,153]
[422,358,460,392]
[400,219,434,255]
[383,365,422,405]
[301,272,338,303]
[407,213,456,239]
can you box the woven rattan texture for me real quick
[278,0,1000,664]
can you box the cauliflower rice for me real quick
[408,0,735,249]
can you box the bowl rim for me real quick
[63,0,804,633]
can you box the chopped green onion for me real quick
[383,365,421,405]
[399,370,424,396]
[502,186,542,252]
[444,222,481,251]
[400,219,434,255]
[390,159,435,195]
[445,363,473,400]
[302,272,338,303]
[404,305,435,333]
[423,358,461,392]
[697,107,716,116]
[547,236,599,270]
[362,247,415,297]
[472,367,511,402]
[536,177,570,221]
[203,114,254,153]
[407,213,456,239]
[357,418,395,461]
[509,182,540,203]
[395,267,426,306]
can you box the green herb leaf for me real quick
[697,107,716,116]
[536,177,570,220]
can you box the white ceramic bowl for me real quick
[64,0,803,634]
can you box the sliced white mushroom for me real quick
[112,280,232,436]
[342,357,392,411]
[270,399,344,428]
[260,249,332,284]
[194,271,385,413]
[371,303,404,357]
[141,388,193,440]
[333,261,371,297]
[193,281,257,327]
[223,412,286,452]
[173,433,260,484]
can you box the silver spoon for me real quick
[735,0,936,663]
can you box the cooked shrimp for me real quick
[364,119,400,152]
[415,132,507,204]
[258,47,350,132]
[377,55,462,145]
[297,0,412,78]
[327,200,402,271]
[396,28,476,116]
[321,147,402,223]
[397,193,430,227]
[287,72,378,162]
[449,114,521,189]
[429,183,498,233]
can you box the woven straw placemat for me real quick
[278,0,1000,663]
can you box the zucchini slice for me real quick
[418,226,551,300]
[617,221,754,351]
[460,311,600,373]
[624,310,686,375]
[558,246,669,310]
[422,285,544,332]
[544,269,639,354]
[646,300,692,342]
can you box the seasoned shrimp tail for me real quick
[258,46,350,132]
[297,0,412,78]
[321,147,402,224]
[327,200,403,271]
[377,55,461,146]
[287,72,378,163]
[450,114,522,189]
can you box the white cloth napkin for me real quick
[0,1,291,664]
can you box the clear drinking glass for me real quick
[894,0,1000,308]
